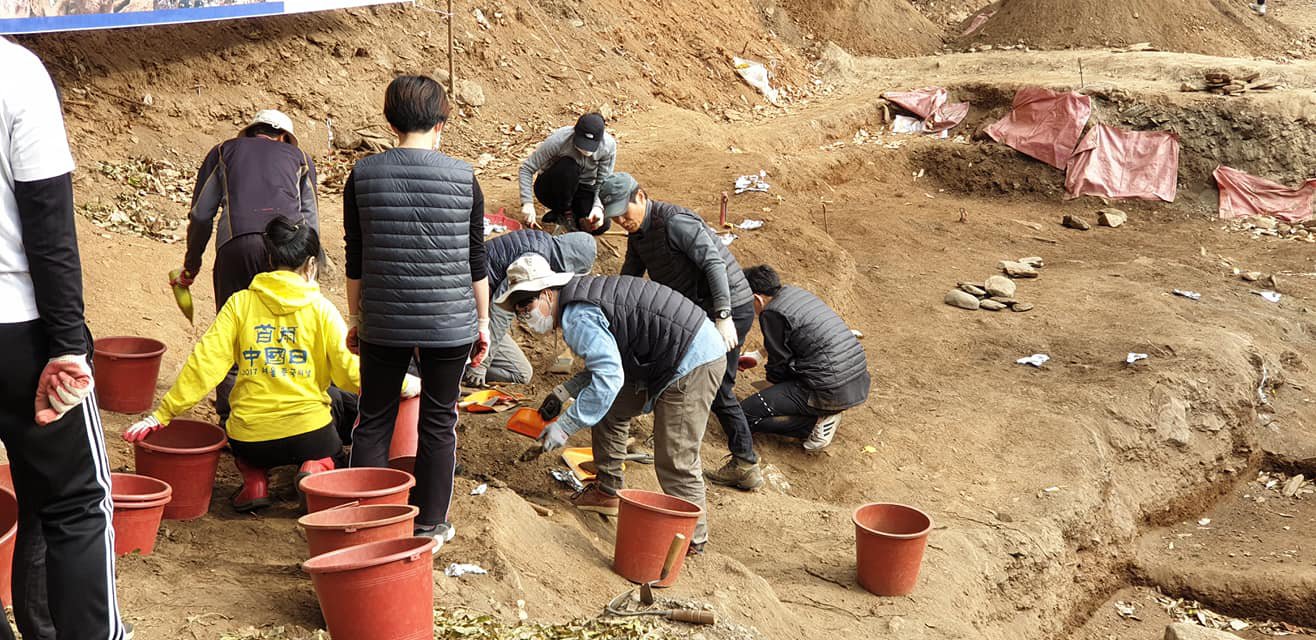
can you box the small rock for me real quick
[888,617,904,633]
[945,290,981,310]
[456,79,486,107]
[1278,223,1293,234]
[984,275,1017,298]
[1097,208,1128,228]
[1164,622,1246,640]
[1000,261,1040,278]
[1018,256,1045,268]
[990,297,1017,305]
[1241,271,1262,282]
[1248,216,1278,231]
[1063,214,1091,231]
[980,300,1007,311]
[1011,302,1035,312]
[959,283,988,297]
[1283,474,1305,498]
[477,153,496,168]
[995,511,1014,523]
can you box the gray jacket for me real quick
[518,125,617,210]
[621,200,753,316]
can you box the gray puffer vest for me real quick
[351,148,476,348]
[770,286,871,411]
[629,201,753,314]
[559,275,708,391]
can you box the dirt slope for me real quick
[775,0,943,56]
[963,0,1303,57]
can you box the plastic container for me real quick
[110,473,172,556]
[613,489,702,587]
[506,407,546,439]
[298,468,416,514]
[387,397,420,475]
[0,489,15,604]
[0,463,11,494]
[853,502,933,596]
[303,536,437,640]
[93,336,167,413]
[133,420,227,521]
[298,502,419,558]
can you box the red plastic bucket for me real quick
[0,489,15,604]
[853,503,933,596]
[0,463,11,494]
[387,397,420,475]
[133,420,227,521]
[298,502,419,557]
[110,473,172,556]
[303,536,437,640]
[613,489,702,587]
[93,336,167,413]
[299,468,416,514]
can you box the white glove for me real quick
[538,420,570,452]
[521,203,537,227]
[35,354,95,426]
[715,317,739,352]
[123,415,163,443]
[401,374,422,398]
[585,203,605,230]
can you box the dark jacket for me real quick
[343,148,487,349]
[762,285,870,412]
[486,230,596,295]
[559,275,707,391]
[620,200,753,316]
[184,136,318,274]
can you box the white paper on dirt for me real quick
[1254,290,1282,303]
[1126,353,1149,364]
[732,57,781,106]
[1172,289,1202,301]
[734,170,771,194]
[737,219,765,230]
[470,483,488,496]
[444,563,488,578]
[1016,354,1050,368]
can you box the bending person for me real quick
[123,219,419,512]
[518,113,615,234]
[739,265,871,451]
[464,230,597,387]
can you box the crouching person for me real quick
[123,219,418,511]
[740,265,871,451]
[495,255,724,553]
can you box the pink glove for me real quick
[35,355,94,426]
[469,319,491,369]
[123,416,164,443]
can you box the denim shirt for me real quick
[556,302,724,434]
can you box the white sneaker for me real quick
[804,414,841,451]
[416,522,456,555]
[1252,2,1266,15]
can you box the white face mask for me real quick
[576,147,594,158]
[526,306,555,334]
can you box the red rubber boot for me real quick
[295,457,336,511]
[231,458,272,513]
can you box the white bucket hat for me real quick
[244,109,298,146]
[493,254,575,308]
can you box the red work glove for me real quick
[35,355,94,426]
[346,314,361,356]
[170,268,195,288]
[469,318,490,368]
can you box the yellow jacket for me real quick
[153,270,361,443]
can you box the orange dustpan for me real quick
[562,448,597,482]
[459,389,521,413]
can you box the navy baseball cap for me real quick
[574,113,605,153]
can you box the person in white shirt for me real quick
[0,38,130,640]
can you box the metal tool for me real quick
[603,533,715,625]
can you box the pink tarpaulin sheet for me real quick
[1213,166,1316,223]
[985,88,1092,169]
[1064,124,1179,202]
[883,87,969,134]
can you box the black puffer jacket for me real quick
[621,200,753,315]
[762,285,871,412]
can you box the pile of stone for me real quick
[1063,208,1127,231]
[1181,70,1278,96]
[1228,215,1316,243]
[944,257,1042,312]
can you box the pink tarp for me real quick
[883,87,969,134]
[1213,166,1316,223]
[1064,124,1180,202]
[985,88,1092,170]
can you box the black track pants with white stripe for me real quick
[0,320,125,640]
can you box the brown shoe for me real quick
[572,484,620,516]
[704,456,764,491]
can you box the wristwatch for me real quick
[715,309,731,320]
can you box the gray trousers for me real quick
[592,359,722,544]
[485,333,533,384]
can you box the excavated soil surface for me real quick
[11,2,1316,639]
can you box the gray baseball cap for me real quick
[598,172,639,219]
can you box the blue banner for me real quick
[0,1,412,35]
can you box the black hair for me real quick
[743,265,782,296]
[384,75,450,134]
[244,123,289,141]
[263,217,320,270]
[628,185,644,205]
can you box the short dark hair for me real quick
[263,217,320,270]
[743,265,782,296]
[244,123,288,141]
[628,186,644,204]
[384,75,450,134]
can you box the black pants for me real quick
[229,424,346,470]
[0,321,124,640]
[533,156,610,235]
[350,341,470,528]
[741,380,832,440]
[711,302,758,463]
[213,233,270,425]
